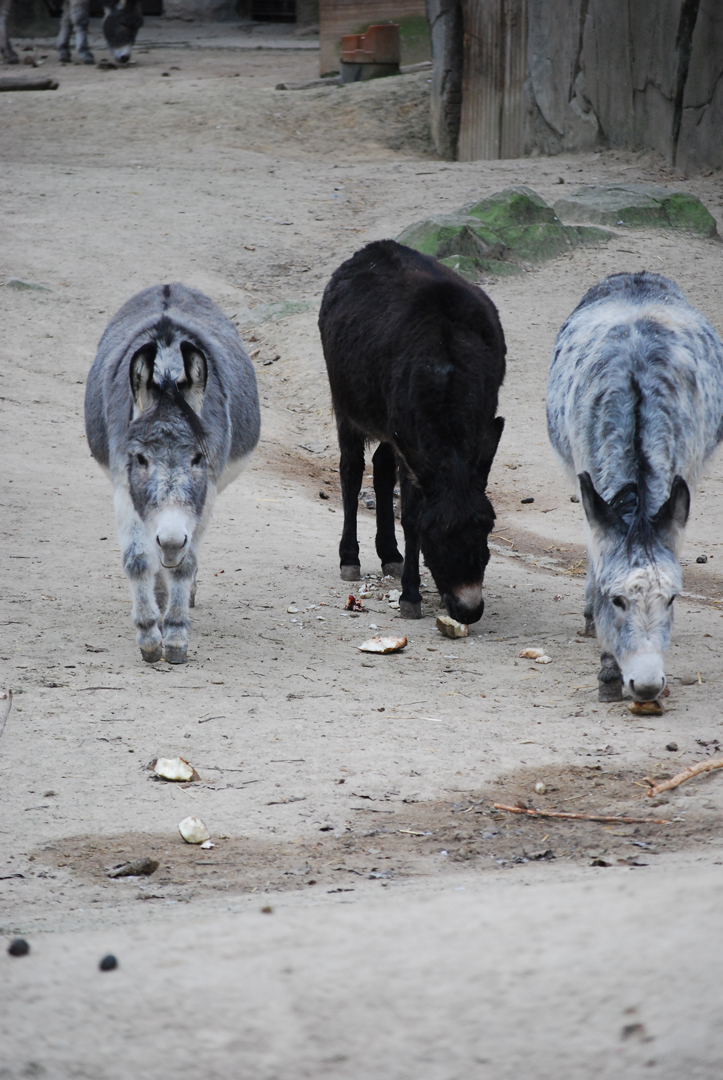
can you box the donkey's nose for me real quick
[156,531,188,567]
[629,675,665,702]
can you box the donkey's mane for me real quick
[133,371,209,460]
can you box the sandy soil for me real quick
[2,28,723,1079]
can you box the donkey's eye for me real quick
[136,453,149,467]
[667,595,676,608]
[191,452,203,467]
[612,596,627,611]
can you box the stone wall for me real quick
[428,0,723,172]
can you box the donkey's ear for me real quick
[578,472,626,538]
[129,343,158,417]
[179,342,208,415]
[652,475,690,550]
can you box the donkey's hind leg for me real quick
[337,417,365,581]
[154,572,169,621]
[163,551,197,664]
[57,0,73,62]
[372,441,403,577]
[598,652,623,701]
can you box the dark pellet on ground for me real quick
[521,497,534,504]
[696,555,708,563]
[261,905,273,914]
[8,938,29,957]
[99,954,118,971]
[666,742,679,752]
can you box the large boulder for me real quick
[553,184,717,237]
[397,186,610,278]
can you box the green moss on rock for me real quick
[396,186,611,280]
[553,184,717,237]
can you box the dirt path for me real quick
[2,32,723,1079]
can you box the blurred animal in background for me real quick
[85,284,260,665]
[0,0,19,63]
[101,0,143,65]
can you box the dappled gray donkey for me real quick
[85,284,260,664]
[547,272,723,703]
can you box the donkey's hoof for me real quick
[399,600,422,619]
[165,644,188,665]
[598,680,623,702]
[59,49,71,63]
[189,594,196,609]
[382,562,404,579]
[79,50,95,65]
[140,645,162,664]
[340,564,361,582]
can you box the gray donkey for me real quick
[547,272,723,703]
[85,284,260,664]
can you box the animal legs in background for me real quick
[58,0,93,64]
[0,0,19,64]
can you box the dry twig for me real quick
[493,803,669,824]
[646,757,723,798]
[0,689,12,740]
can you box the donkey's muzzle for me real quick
[157,532,188,568]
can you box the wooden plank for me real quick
[457,0,526,161]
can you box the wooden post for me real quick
[457,0,527,161]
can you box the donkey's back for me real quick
[547,272,723,513]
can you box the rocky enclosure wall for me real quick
[427,0,723,171]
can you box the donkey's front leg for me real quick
[57,1,73,62]
[582,572,597,637]
[398,473,423,619]
[162,551,197,664]
[116,487,162,661]
[598,651,623,701]
[337,417,365,581]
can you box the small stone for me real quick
[521,497,534,504]
[696,555,708,564]
[534,781,546,795]
[8,938,29,957]
[108,857,159,878]
[666,742,678,752]
[99,954,118,971]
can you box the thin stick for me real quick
[493,803,669,824]
[646,756,723,798]
[0,690,12,740]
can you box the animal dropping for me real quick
[178,816,211,844]
[150,757,199,782]
[85,284,260,665]
[436,614,469,638]
[358,635,408,654]
[547,273,723,704]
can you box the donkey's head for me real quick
[103,0,143,65]
[579,471,690,702]
[412,418,504,625]
[127,341,209,569]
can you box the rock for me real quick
[397,187,611,280]
[178,816,211,844]
[436,614,468,638]
[108,857,159,878]
[553,184,717,237]
[99,954,118,971]
[7,938,29,957]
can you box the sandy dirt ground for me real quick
[2,23,723,1079]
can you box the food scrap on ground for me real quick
[345,595,367,612]
[149,757,200,782]
[436,615,469,639]
[629,700,663,716]
[178,816,211,844]
[358,635,408,654]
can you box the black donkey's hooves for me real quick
[399,600,422,619]
[340,564,361,582]
[382,562,404,579]
[598,678,623,702]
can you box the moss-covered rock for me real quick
[553,184,717,237]
[397,186,611,279]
